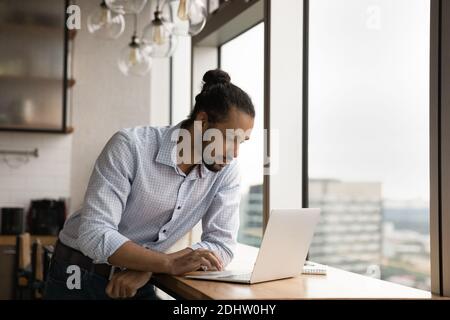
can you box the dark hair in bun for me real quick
[188,69,255,124]
[202,69,231,88]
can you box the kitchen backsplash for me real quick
[0,132,72,211]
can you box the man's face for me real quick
[198,107,254,172]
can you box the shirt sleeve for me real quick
[190,161,241,267]
[76,130,135,264]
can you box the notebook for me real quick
[302,261,327,275]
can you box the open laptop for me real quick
[184,208,321,284]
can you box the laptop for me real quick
[184,208,322,284]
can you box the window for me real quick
[308,0,431,290]
[220,22,265,247]
[171,37,191,125]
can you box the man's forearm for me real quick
[168,247,193,259]
[107,241,171,273]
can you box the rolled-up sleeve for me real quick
[77,130,135,264]
[190,161,241,266]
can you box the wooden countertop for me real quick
[152,244,440,300]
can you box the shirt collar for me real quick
[155,121,209,179]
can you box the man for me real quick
[44,69,255,300]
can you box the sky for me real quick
[309,0,430,202]
[219,0,430,204]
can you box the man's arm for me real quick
[105,245,220,299]
[77,131,221,273]
[77,131,135,264]
[190,161,241,267]
[108,241,170,272]
[108,241,223,274]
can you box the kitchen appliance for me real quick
[0,207,25,235]
[27,199,66,235]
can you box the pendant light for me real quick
[169,0,207,36]
[142,0,177,58]
[117,14,152,76]
[86,0,213,77]
[87,0,125,39]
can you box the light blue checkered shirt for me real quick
[59,122,241,266]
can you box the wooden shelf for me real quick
[0,23,77,41]
[0,74,75,132]
[0,125,74,134]
[0,3,75,135]
[0,75,76,88]
[0,235,57,247]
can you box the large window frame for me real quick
[430,0,450,297]
[171,0,305,237]
[302,0,450,296]
[168,0,450,298]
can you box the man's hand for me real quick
[167,248,224,276]
[105,270,152,299]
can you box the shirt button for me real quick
[163,229,167,233]
[177,206,181,210]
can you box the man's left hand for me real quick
[105,270,152,299]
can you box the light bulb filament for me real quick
[178,0,189,21]
[101,7,109,24]
[153,25,165,45]
[129,47,139,65]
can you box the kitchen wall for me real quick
[0,0,172,215]
[70,0,153,214]
[70,0,172,214]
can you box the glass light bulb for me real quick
[87,2,125,39]
[118,37,152,76]
[170,0,207,36]
[142,11,178,58]
[105,0,148,14]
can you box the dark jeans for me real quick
[43,258,159,300]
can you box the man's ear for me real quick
[195,111,209,129]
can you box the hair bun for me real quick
[202,69,231,88]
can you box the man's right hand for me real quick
[107,241,224,276]
[167,249,224,276]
